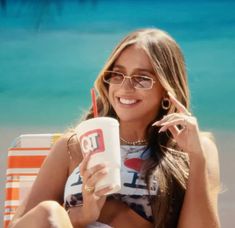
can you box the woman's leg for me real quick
[10,201,73,228]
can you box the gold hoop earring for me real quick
[161,97,171,110]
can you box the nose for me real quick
[121,76,135,91]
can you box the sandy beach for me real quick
[1,126,234,227]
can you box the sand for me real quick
[0,126,234,227]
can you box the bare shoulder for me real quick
[200,132,220,192]
[200,132,219,161]
[49,132,82,162]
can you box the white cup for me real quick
[76,117,121,194]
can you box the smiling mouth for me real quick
[118,97,141,105]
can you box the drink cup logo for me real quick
[79,129,105,155]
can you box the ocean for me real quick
[0,0,235,130]
[1,1,235,227]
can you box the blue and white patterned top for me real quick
[64,145,158,222]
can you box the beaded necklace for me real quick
[120,137,148,146]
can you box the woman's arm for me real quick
[153,92,220,228]
[177,135,220,228]
[10,134,76,223]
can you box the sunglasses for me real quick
[103,71,156,90]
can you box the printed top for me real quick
[64,145,158,222]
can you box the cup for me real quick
[76,117,121,194]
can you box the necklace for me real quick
[120,136,148,146]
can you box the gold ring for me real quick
[84,184,95,193]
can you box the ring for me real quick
[84,184,95,193]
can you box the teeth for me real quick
[119,98,138,105]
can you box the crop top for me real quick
[64,145,158,223]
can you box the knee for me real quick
[9,201,66,228]
[37,200,71,227]
[37,200,65,217]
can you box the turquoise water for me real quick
[0,0,235,130]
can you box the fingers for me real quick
[79,152,115,201]
[82,163,107,179]
[79,152,92,177]
[84,166,108,192]
[168,126,180,138]
[152,113,182,126]
[159,118,186,133]
[80,154,111,196]
[95,185,114,197]
[80,152,107,179]
[168,92,191,116]
[153,111,197,137]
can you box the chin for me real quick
[117,113,147,124]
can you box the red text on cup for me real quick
[79,129,105,155]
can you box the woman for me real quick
[10,28,220,228]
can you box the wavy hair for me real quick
[82,28,190,227]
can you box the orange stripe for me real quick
[9,147,50,151]
[6,179,35,183]
[6,188,19,201]
[6,179,20,183]
[4,212,15,216]
[4,221,10,227]
[8,156,46,168]
[4,205,18,210]
[7,175,37,179]
[7,173,38,178]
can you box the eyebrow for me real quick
[113,64,155,75]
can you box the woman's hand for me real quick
[69,152,113,226]
[153,92,220,227]
[153,92,204,159]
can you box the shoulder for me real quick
[50,132,82,163]
[50,132,83,169]
[200,132,218,160]
[49,133,71,159]
[200,132,220,192]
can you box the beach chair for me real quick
[3,133,62,228]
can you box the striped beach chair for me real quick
[4,133,62,228]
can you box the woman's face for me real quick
[107,45,165,125]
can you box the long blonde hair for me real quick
[84,28,190,227]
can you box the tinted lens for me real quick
[103,71,124,84]
[132,76,153,89]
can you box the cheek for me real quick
[107,86,115,105]
[145,88,164,108]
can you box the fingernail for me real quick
[152,121,159,126]
[167,91,172,96]
[99,164,106,170]
[101,169,108,174]
[159,128,165,133]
